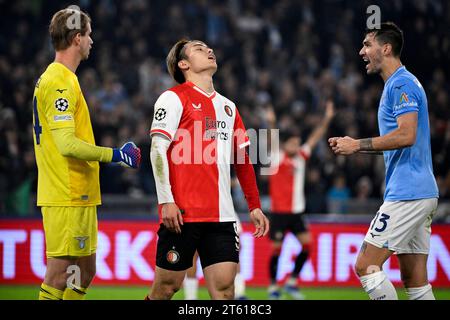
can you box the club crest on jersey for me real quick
[224,105,233,117]
[55,98,69,112]
[74,236,89,249]
[154,108,167,121]
[166,249,180,264]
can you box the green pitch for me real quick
[1,285,450,300]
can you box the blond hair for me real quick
[49,8,91,51]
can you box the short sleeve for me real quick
[44,76,77,130]
[233,108,250,150]
[391,79,420,118]
[299,144,311,160]
[150,90,183,141]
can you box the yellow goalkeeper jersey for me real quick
[32,62,101,206]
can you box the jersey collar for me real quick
[185,81,216,99]
[385,65,406,86]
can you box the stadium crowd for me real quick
[1,0,449,215]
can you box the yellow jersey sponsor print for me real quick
[33,62,101,206]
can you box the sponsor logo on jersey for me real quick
[152,122,166,129]
[74,236,89,249]
[224,105,233,117]
[55,98,69,112]
[53,115,73,122]
[166,249,180,264]
[399,92,409,103]
[192,103,202,110]
[204,117,229,141]
[394,91,417,111]
[205,117,227,129]
[154,108,167,121]
[56,88,67,94]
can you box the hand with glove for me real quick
[112,142,141,168]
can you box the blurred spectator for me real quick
[305,167,328,214]
[327,174,351,214]
[355,176,373,201]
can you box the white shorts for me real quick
[363,198,438,254]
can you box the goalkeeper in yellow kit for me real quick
[32,8,141,300]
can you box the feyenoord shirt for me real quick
[268,146,311,214]
[150,81,250,222]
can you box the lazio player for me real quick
[33,8,141,300]
[329,22,438,300]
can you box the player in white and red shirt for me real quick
[267,101,334,299]
[146,39,269,300]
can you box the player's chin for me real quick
[366,65,379,75]
[82,50,91,60]
[209,60,218,69]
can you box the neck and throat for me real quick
[186,72,215,94]
[380,58,403,83]
[54,50,81,74]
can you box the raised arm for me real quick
[305,100,335,150]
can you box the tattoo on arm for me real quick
[359,150,383,155]
[359,138,374,151]
[360,242,367,254]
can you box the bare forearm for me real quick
[307,117,331,149]
[359,128,415,152]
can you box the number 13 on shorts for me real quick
[370,212,391,233]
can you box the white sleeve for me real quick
[150,90,183,141]
[150,134,174,204]
[299,144,311,160]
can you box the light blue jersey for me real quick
[378,66,438,201]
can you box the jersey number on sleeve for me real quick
[33,96,42,145]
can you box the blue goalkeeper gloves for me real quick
[112,142,141,168]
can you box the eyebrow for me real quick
[191,42,207,48]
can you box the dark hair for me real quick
[49,8,91,51]
[166,39,191,84]
[279,129,300,143]
[365,22,403,57]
